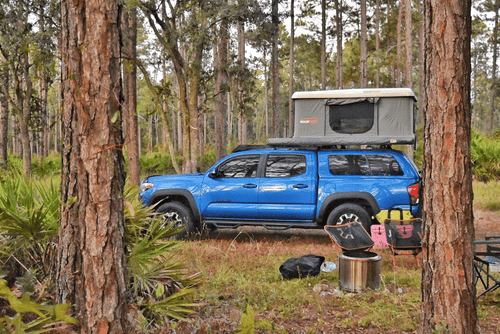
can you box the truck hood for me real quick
[139,173,206,205]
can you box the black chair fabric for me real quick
[324,222,374,252]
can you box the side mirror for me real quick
[196,166,201,173]
[209,171,218,178]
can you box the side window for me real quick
[329,155,370,175]
[265,154,307,178]
[366,155,404,176]
[217,155,260,178]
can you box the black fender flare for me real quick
[318,192,381,223]
[147,189,202,226]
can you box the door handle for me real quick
[243,183,257,188]
[293,183,308,189]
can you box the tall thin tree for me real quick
[490,0,499,132]
[122,6,141,186]
[404,0,412,87]
[289,0,295,137]
[321,0,327,89]
[0,55,8,165]
[335,0,343,88]
[360,0,368,87]
[396,1,403,87]
[375,0,381,87]
[214,21,228,161]
[271,0,280,137]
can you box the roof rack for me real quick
[232,143,395,153]
[232,145,273,153]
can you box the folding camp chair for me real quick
[474,235,500,298]
[384,218,423,266]
[324,222,374,256]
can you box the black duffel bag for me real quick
[279,254,325,280]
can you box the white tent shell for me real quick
[268,88,418,147]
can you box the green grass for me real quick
[170,235,427,332]
[473,181,500,211]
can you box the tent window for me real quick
[329,101,374,134]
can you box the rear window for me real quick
[329,101,374,134]
[329,154,404,176]
[265,154,307,178]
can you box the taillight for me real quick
[408,183,419,205]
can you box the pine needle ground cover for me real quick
[170,224,500,333]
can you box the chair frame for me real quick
[473,235,500,298]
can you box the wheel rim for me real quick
[336,213,360,225]
[162,211,184,229]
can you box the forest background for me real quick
[1,0,500,182]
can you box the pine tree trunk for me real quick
[122,7,141,185]
[375,0,380,88]
[360,0,368,87]
[214,21,228,161]
[418,0,425,125]
[404,0,412,88]
[490,0,499,133]
[19,53,32,175]
[420,0,477,332]
[0,57,8,165]
[336,0,343,89]
[396,1,403,88]
[57,1,128,331]
[264,49,269,137]
[238,17,247,145]
[321,0,326,90]
[272,0,280,137]
[289,0,295,137]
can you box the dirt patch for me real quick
[173,210,500,333]
[475,209,500,242]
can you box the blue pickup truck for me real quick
[139,145,421,238]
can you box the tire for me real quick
[326,203,372,232]
[156,201,195,239]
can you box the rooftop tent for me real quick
[267,88,417,147]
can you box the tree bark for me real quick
[360,0,368,87]
[375,0,380,88]
[238,15,247,145]
[264,49,269,137]
[418,0,425,125]
[289,0,294,137]
[404,0,412,88]
[420,0,477,333]
[490,0,499,133]
[0,56,8,165]
[271,0,280,137]
[122,6,141,186]
[336,0,343,89]
[396,1,403,87]
[58,0,128,332]
[214,21,228,161]
[19,52,32,175]
[321,0,326,90]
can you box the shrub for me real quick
[471,131,500,182]
[31,152,62,177]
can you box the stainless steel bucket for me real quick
[339,250,382,292]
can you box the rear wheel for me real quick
[326,203,372,232]
[156,201,195,239]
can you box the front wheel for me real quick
[156,201,195,239]
[326,203,372,232]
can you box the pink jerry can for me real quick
[371,225,389,249]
